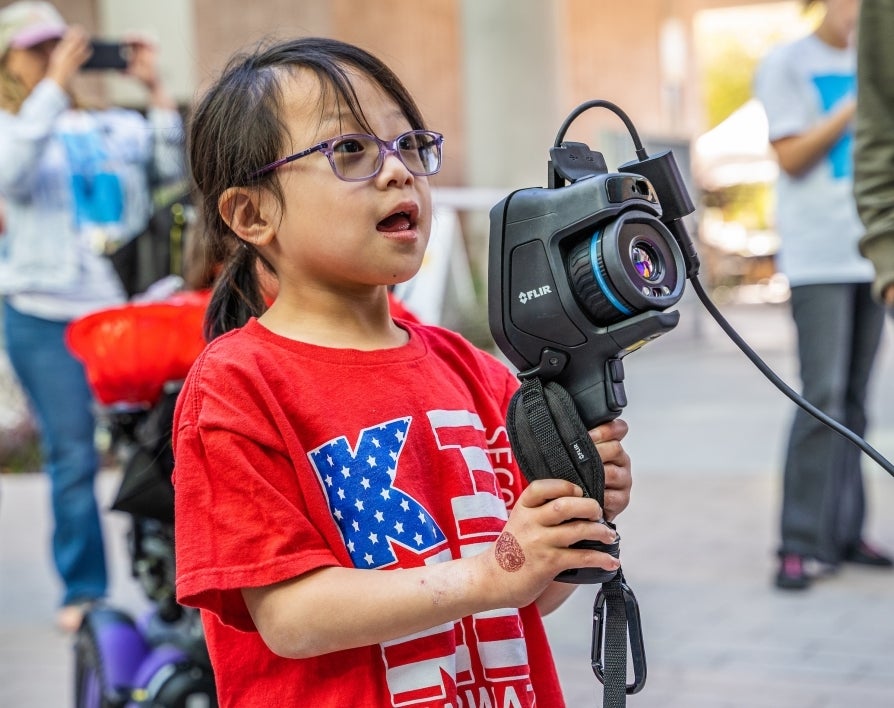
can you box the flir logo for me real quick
[518,285,552,304]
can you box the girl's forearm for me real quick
[243,555,499,659]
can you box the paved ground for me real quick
[2,294,894,707]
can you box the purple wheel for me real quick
[73,606,150,707]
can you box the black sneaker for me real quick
[775,553,810,590]
[843,540,894,567]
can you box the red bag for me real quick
[66,291,210,406]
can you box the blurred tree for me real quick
[698,2,823,129]
[701,43,760,129]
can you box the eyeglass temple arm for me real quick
[249,144,325,180]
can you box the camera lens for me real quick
[631,241,660,282]
[566,210,685,326]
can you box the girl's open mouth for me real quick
[377,211,413,232]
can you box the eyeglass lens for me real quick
[330,132,441,180]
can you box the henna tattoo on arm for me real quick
[494,531,525,572]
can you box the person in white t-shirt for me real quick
[754,0,890,591]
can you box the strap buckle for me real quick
[591,579,647,695]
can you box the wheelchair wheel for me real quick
[74,607,150,707]
[73,626,106,708]
[135,648,218,707]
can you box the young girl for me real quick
[173,36,632,707]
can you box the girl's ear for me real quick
[217,187,277,246]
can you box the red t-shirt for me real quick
[173,318,565,708]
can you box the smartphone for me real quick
[82,40,129,71]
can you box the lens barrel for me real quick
[566,210,685,326]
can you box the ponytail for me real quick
[203,244,268,341]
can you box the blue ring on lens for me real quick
[590,229,633,315]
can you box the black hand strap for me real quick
[508,377,603,499]
[506,376,646,706]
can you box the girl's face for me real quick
[257,67,433,300]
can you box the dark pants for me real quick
[780,283,885,562]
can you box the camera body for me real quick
[488,143,693,428]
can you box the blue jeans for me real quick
[3,301,107,606]
[780,283,885,563]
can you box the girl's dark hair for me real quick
[189,36,428,341]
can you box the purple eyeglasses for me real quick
[249,129,444,182]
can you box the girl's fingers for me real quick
[517,478,583,509]
[589,417,628,445]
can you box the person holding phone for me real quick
[0,1,185,632]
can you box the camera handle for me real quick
[508,376,618,583]
[506,376,646,706]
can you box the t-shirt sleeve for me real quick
[755,46,813,141]
[172,351,339,631]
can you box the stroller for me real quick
[65,292,218,707]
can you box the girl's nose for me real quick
[376,150,414,186]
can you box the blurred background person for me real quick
[854,0,894,309]
[0,0,184,631]
[754,0,890,591]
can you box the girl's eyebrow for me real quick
[313,105,407,139]
[314,109,359,135]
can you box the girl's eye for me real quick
[398,135,422,151]
[333,138,366,154]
